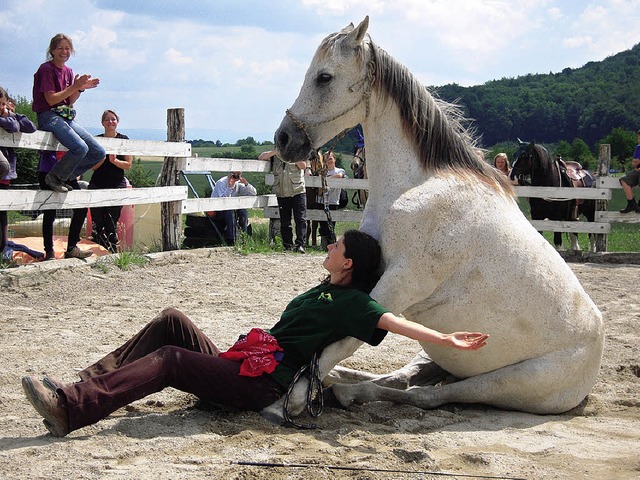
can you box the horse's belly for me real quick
[402,280,603,379]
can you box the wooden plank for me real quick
[0,186,187,210]
[596,176,623,189]
[264,174,369,189]
[181,195,278,214]
[596,211,640,224]
[514,185,610,200]
[0,130,191,157]
[264,206,364,222]
[179,157,272,173]
[529,219,611,234]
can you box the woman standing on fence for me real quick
[20,230,488,437]
[32,33,105,193]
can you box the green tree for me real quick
[11,95,39,184]
[240,144,256,155]
[126,158,155,187]
[236,136,257,146]
[599,127,637,171]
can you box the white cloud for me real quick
[165,47,193,65]
[547,7,563,21]
[564,36,594,49]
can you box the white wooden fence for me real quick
[0,109,635,253]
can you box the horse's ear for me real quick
[340,23,355,34]
[345,16,369,47]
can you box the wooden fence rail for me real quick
[0,109,635,253]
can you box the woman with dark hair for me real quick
[21,230,488,437]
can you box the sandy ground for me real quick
[0,249,638,479]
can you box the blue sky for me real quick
[2,0,639,143]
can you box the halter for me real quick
[285,58,375,158]
[285,59,375,235]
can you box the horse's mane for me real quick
[368,39,515,197]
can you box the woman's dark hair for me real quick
[343,229,382,293]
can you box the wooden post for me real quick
[160,108,185,251]
[595,144,611,252]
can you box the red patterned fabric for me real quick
[219,328,284,377]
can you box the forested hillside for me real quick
[435,43,640,148]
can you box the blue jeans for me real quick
[37,110,106,181]
[221,209,248,244]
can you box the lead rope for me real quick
[282,352,324,429]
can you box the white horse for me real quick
[262,16,603,422]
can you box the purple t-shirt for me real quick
[32,61,73,113]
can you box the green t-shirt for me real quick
[268,283,389,388]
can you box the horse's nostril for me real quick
[277,130,289,149]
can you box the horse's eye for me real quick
[317,73,332,85]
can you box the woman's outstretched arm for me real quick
[377,313,489,350]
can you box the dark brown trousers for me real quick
[60,307,284,432]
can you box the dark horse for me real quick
[510,141,596,251]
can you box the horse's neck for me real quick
[361,111,426,195]
[534,156,559,187]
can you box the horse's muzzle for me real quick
[275,115,312,163]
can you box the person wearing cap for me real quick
[210,171,257,244]
[619,130,640,213]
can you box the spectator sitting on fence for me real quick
[210,171,257,245]
[619,130,640,213]
[32,33,105,193]
[0,86,37,259]
[20,229,489,438]
[316,150,347,250]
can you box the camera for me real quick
[231,173,240,180]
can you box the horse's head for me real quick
[350,145,366,178]
[509,140,536,183]
[275,17,372,163]
[510,140,553,185]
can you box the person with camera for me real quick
[210,171,257,245]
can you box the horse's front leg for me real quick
[326,351,448,389]
[260,336,363,424]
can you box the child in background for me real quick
[32,33,105,194]
[0,87,36,257]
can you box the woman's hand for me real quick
[73,74,100,91]
[445,332,489,350]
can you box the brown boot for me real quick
[64,246,92,259]
[22,376,70,437]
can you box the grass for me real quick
[232,220,361,256]
[92,250,150,273]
